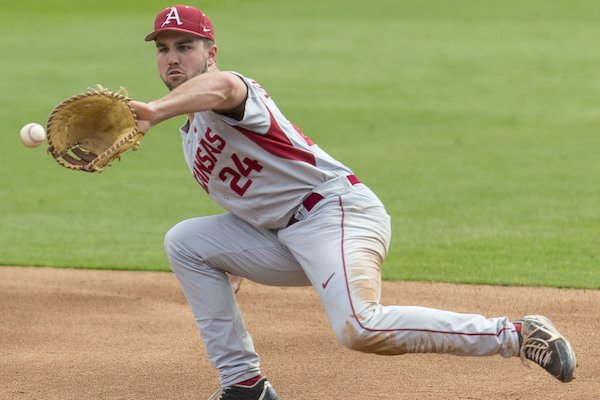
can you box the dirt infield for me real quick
[1,266,598,399]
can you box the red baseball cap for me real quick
[145,5,215,42]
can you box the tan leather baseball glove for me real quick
[46,85,144,172]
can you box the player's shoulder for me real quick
[223,70,252,85]
[224,71,266,92]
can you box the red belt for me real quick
[288,175,361,226]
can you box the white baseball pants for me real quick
[164,182,520,386]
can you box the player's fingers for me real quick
[130,100,156,133]
[130,100,154,120]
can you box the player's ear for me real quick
[208,44,218,66]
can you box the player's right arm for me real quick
[131,71,247,133]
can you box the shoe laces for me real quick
[519,328,553,368]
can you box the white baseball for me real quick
[19,123,46,148]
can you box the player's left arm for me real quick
[131,71,247,133]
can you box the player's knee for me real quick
[164,222,185,257]
[334,322,375,352]
[164,220,202,266]
[333,307,395,354]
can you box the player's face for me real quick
[155,31,216,90]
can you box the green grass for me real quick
[1,1,599,288]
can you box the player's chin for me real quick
[164,75,188,90]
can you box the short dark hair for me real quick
[200,37,214,49]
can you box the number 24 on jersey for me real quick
[219,153,263,196]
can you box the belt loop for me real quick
[287,175,361,227]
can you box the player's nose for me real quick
[165,50,180,65]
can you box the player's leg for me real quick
[279,185,519,358]
[164,213,308,388]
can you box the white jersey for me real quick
[180,71,353,229]
[169,78,526,392]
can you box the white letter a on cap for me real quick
[161,7,183,27]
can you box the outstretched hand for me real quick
[130,100,158,134]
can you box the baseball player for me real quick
[131,5,577,399]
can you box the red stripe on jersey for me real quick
[338,196,512,339]
[292,123,314,146]
[231,110,317,166]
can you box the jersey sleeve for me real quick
[214,72,272,135]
